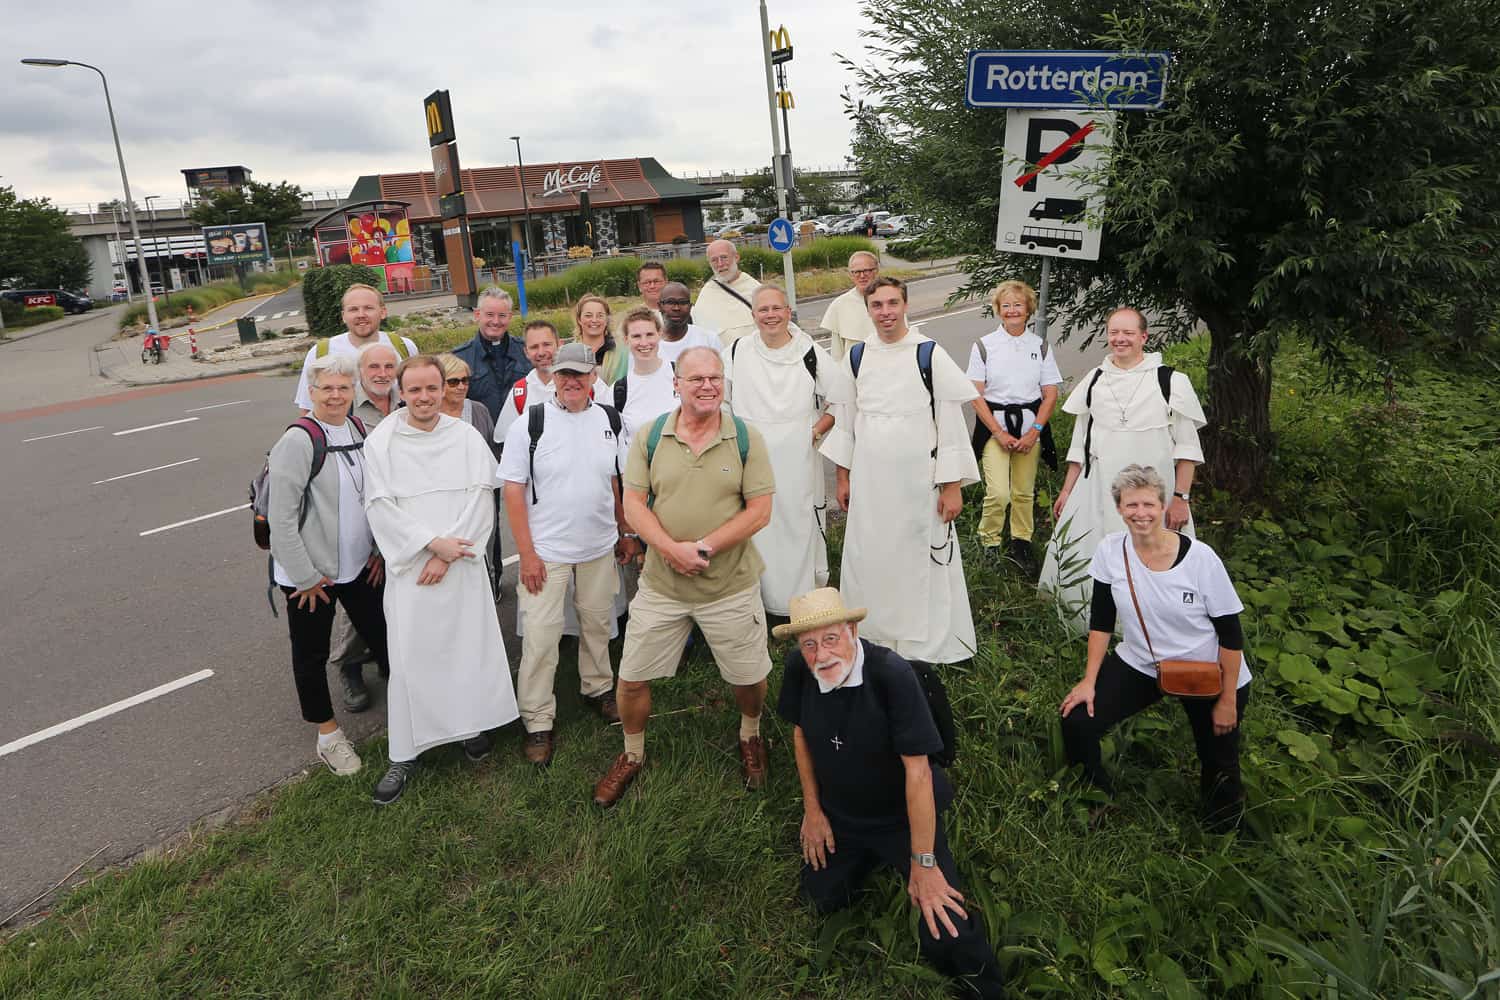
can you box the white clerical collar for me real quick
[815,639,866,695]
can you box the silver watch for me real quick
[911,852,937,869]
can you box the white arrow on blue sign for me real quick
[767,217,796,253]
[965,50,1170,110]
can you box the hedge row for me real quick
[116,270,302,330]
[1,303,65,329]
[303,264,383,337]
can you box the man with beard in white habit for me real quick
[822,277,981,667]
[362,354,519,805]
[722,285,852,615]
[693,239,762,348]
[819,251,880,359]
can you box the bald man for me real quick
[693,239,762,348]
[821,251,880,359]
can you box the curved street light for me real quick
[509,135,535,278]
[22,58,160,332]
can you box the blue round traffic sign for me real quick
[767,217,796,253]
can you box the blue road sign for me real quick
[767,217,796,253]
[965,50,1170,110]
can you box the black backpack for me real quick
[879,657,958,768]
[849,338,938,456]
[525,402,623,504]
[250,416,368,549]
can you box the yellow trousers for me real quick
[978,438,1041,545]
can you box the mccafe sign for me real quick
[540,163,603,198]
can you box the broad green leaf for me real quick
[1278,653,1320,683]
[1277,729,1321,762]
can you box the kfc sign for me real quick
[25,293,58,308]
[540,164,602,198]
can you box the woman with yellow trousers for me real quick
[964,281,1061,570]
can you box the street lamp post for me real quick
[22,58,159,333]
[509,135,536,278]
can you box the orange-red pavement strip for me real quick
[0,373,267,425]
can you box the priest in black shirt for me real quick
[775,589,1005,999]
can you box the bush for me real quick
[115,270,302,330]
[5,303,65,328]
[792,235,879,270]
[736,246,782,278]
[0,297,20,325]
[302,264,383,337]
[664,259,711,285]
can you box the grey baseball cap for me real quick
[550,342,598,374]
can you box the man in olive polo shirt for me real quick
[592,346,776,807]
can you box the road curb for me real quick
[101,354,298,388]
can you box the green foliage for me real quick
[3,303,66,329]
[846,0,1500,495]
[189,179,308,248]
[792,236,880,271]
[742,168,851,220]
[116,271,300,330]
[0,185,91,290]
[301,264,383,337]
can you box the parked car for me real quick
[876,215,910,237]
[0,288,92,314]
[831,216,867,235]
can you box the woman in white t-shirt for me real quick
[965,280,1062,567]
[1059,464,1251,831]
[613,307,680,450]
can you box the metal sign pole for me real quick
[1036,255,1050,351]
[759,1,796,313]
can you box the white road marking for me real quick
[0,669,215,758]
[113,417,199,437]
[140,502,249,537]
[23,425,104,443]
[93,457,200,485]
[253,315,268,322]
[184,399,251,413]
[925,304,987,321]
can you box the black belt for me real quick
[971,397,1057,470]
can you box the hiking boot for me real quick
[462,732,493,762]
[524,730,555,767]
[739,736,769,790]
[584,690,621,723]
[372,761,415,806]
[1007,538,1037,574]
[316,735,362,776]
[341,670,370,713]
[592,752,643,807]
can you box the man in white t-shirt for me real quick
[499,342,641,766]
[493,320,611,444]
[293,283,419,413]
[612,306,681,448]
[657,281,720,366]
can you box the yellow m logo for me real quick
[426,101,443,138]
[770,25,791,49]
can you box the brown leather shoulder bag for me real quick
[1121,536,1223,699]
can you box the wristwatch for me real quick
[1173,490,1191,502]
[911,852,937,869]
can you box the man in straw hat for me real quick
[774,588,1005,999]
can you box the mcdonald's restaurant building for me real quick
[344,158,720,268]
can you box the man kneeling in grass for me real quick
[776,588,1006,999]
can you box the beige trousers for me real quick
[978,438,1042,545]
[517,552,619,733]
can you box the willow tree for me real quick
[846,0,1500,495]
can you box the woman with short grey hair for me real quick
[1058,464,1252,831]
[269,351,390,777]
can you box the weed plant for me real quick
[2,337,1496,997]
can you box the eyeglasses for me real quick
[800,633,847,653]
[659,298,691,306]
[678,375,724,387]
[444,377,470,387]
[312,383,352,393]
[850,268,877,277]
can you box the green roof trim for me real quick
[639,158,721,201]
[347,175,382,204]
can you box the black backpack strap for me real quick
[849,341,865,378]
[598,403,624,476]
[916,340,937,457]
[1081,368,1105,479]
[614,377,628,412]
[1158,365,1174,404]
[802,345,818,382]
[526,404,546,505]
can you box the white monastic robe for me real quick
[693,271,762,348]
[824,331,981,664]
[363,412,519,761]
[1038,351,1207,635]
[821,286,876,359]
[723,326,853,614]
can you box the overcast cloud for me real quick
[1,0,883,210]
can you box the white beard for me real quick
[813,656,855,694]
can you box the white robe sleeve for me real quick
[1061,375,1095,466]
[934,398,980,487]
[364,496,442,576]
[818,355,857,468]
[1167,371,1208,464]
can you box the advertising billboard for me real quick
[203,222,272,265]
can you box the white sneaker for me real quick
[317,735,363,776]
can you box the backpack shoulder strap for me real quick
[289,417,329,479]
[348,414,369,440]
[802,345,818,383]
[512,378,528,414]
[599,403,623,438]
[644,412,671,509]
[389,335,410,361]
[916,340,937,424]
[1158,365,1174,404]
[1081,368,1106,479]
[732,415,750,467]
[849,341,865,378]
[976,337,988,365]
[526,404,546,505]
[314,338,331,359]
[614,377,628,412]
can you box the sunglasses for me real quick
[444,377,470,387]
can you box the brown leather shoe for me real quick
[523,730,555,767]
[585,690,621,723]
[739,735,769,790]
[593,752,643,807]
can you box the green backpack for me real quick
[642,412,750,509]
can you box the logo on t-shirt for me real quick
[1030,352,1038,360]
[604,428,615,440]
[1182,591,1196,604]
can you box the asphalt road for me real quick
[0,275,1105,924]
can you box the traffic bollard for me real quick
[189,326,199,360]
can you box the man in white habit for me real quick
[823,277,981,666]
[362,354,519,805]
[722,285,852,615]
[820,251,880,359]
[693,239,762,348]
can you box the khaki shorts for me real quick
[618,579,773,686]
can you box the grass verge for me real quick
[118,270,301,331]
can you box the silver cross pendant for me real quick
[830,735,844,750]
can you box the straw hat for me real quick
[771,588,868,639]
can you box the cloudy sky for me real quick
[2,0,883,210]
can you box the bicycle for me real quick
[141,330,170,365]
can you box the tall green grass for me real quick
[117,270,300,330]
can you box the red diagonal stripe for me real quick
[1014,121,1095,189]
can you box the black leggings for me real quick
[282,568,390,724]
[1061,650,1249,822]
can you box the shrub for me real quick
[792,235,879,271]
[0,297,21,325]
[302,264,382,337]
[664,259,711,285]
[737,246,782,278]
[7,304,65,328]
